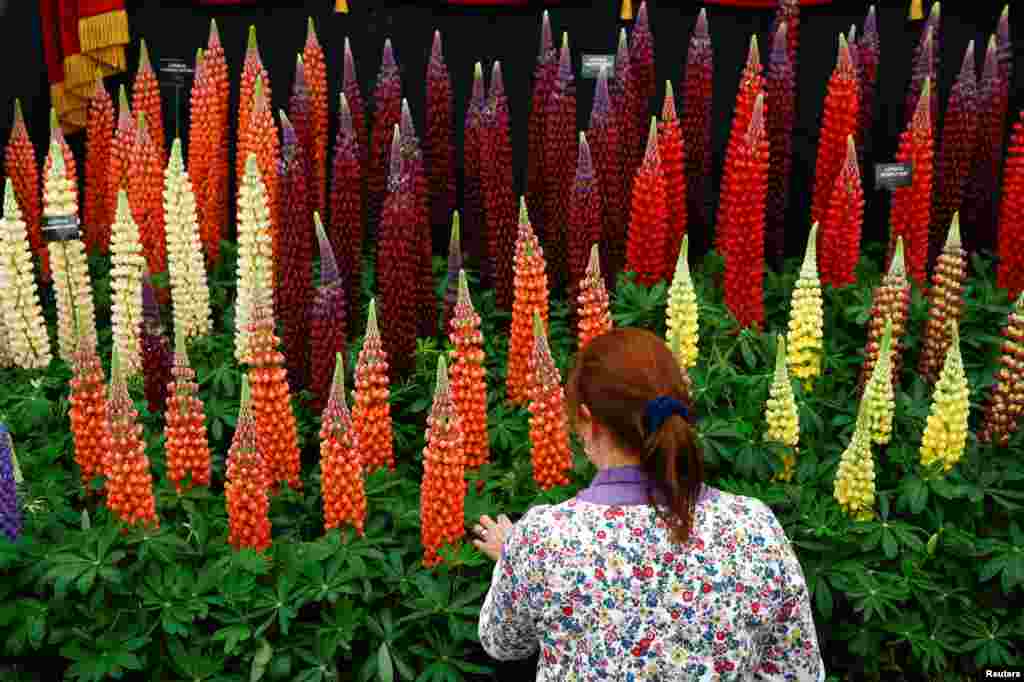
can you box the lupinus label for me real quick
[84,80,113,254]
[765,336,799,482]
[4,101,43,281]
[320,354,366,536]
[0,180,51,369]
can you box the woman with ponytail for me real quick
[473,328,824,681]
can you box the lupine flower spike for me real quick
[464,63,488,280]
[237,26,272,191]
[398,100,434,340]
[979,293,1024,446]
[612,29,641,280]
[304,18,329,220]
[84,79,114,254]
[67,317,107,493]
[420,355,466,567]
[862,318,895,446]
[225,376,272,552]
[368,39,402,240]
[658,83,686,254]
[103,346,160,531]
[128,112,168,283]
[288,59,313,190]
[107,87,135,275]
[963,36,1002,253]
[997,111,1024,299]
[165,331,212,492]
[819,136,863,288]
[108,191,145,378]
[426,31,455,235]
[528,312,572,490]
[682,11,713,249]
[765,335,799,482]
[0,181,51,369]
[329,93,364,308]
[567,132,602,308]
[321,353,366,536]
[442,212,462,332]
[140,271,173,414]
[918,213,967,385]
[308,214,348,413]
[833,400,876,521]
[164,139,212,344]
[234,154,274,363]
[192,20,229,268]
[544,36,577,290]
[576,245,612,352]
[245,79,281,274]
[626,118,670,286]
[132,41,166,165]
[0,426,20,541]
[786,224,824,390]
[630,1,656,113]
[589,68,621,291]
[810,33,859,228]
[527,11,557,251]
[482,62,517,310]
[666,235,698,372]
[766,20,795,268]
[342,38,367,174]
[449,270,489,468]
[905,6,940,132]
[4,101,43,281]
[507,199,551,406]
[860,238,911,392]
[856,7,880,161]
[352,300,395,473]
[919,320,969,474]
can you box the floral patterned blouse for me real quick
[479,465,825,681]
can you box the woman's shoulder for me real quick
[699,486,793,553]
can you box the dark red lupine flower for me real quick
[615,30,644,215]
[140,273,173,415]
[543,38,576,291]
[289,57,314,188]
[426,31,455,237]
[610,29,639,285]
[905,4,939,131]
[481,62,518,311]
[367,40,402,241]
[997,111,1024,299]
[399,100,435,339]
[856,6,880,162]
[463,63,488,284]
[819,136,863,288]
[888,80,934,288]
[658,82,686,267]
[626,119,670,287]
[308,215,348,413]
[329,94,364,311]
[588,69,621,293]
[682,11,713,259]
[765,20,795,269]
[84,80,113,255]
[527,11,557,251]
[630,1,656,115]
[809,35,858,229]
[567,132,603,309]
[342,38,368,175]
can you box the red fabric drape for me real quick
[702,0,832,5]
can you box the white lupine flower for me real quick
[234,153,274,362]
[109,190,146,376]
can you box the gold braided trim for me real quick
[78,9,130,55]
[50,83,87,136]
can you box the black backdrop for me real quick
[0,0,1020,264]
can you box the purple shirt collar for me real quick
[575,465,669,505]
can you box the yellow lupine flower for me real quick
[766,335,799,481]
[234,153,274,363]
[109,191,146,377]
[787,223,824,390]
[666,234,698,370]
[833,402,876,521]
[862,317,895,445]
[920,320,969,473]
[0,180,51,369]
[164,139,212,343]
[44,138,98,363]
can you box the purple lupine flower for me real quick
[0,426,22,541]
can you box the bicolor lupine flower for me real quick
[308,214,348,414]
[0,426,20,541]
[107,87,135,276]
[320,353,366,536]
[527,12,557,251]
[905,7,939,131]
[786,224,823,390]
[108,191,145,378]
[4,100,43,281]
[888,79,933,288]
[528,313,572,490]
[368,40,402,240]
[979,293,1024,446]
[482,63,518,310]
[658,83,686,256]
[860,239,911,392]
[766,21,795,268]
[442,212,462,333]
[567,132,603,308]
[329,93,364,309]
[243,80,280,273]
[225,376,272,552]
[666,235,698,371]
[426,31,455,235]
[352,300,395,473]
[84,79,113,254]
[810,34,859,228]
[304,18,328,221]
[234,154,274,363]
[450,270,489,468]
[818,136,863,288]
[342,38,367,174]
[576,245,612,352]
[626,119,670,287]
[919,320,969,474]
[236,26,272,192]
[765,336,799,482]
[165,331,212,492]
[862,318,895,446]
[0,181,51,369]
[507,199,551,406]
[833,401,876,521]
[918,214,967,385]
[464,63,488,283]
[997,111,1024,299]
[682,11,713,251]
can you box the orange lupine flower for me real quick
[507,199,551,406]
[102,347,159,530]
[127,112,167,281]
[304,18,329,221]
[225,376,272,552]
[165,332,212,492]
[84,79,114,254]
[320,353,366,536]
[107,86,135,269]
[420,355,466,567]
[244,78,281,275]
[236,26,271,193]
[576,245,612,351]
[528,313,572,490]
[244,284,302,494]
[351,299,395,473]
[4,100,43,280]
[67,323,107,494]
[449,270,489,468]
[132,41,167,165]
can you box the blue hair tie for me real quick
[643,396,689,435]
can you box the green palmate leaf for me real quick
[377,642,395,682]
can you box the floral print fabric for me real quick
[479,467,826,681]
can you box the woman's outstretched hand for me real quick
[473,514,513,561]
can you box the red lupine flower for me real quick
[165,333,212,493]
[856,6,880,162]
[320,353,366,536]
[140,272,173,414]
[127,113,167,281]
[236,26,272,194]
[682,11,713,257]
[368,40,402,241]
[277,113,313,391]
[568,132,603,308]
[626,119,670,287]
[426,31,456,237]
[589,68,621,293]
[245,286,302,494]
[888,79,933,288]
[527,11,557,252]
[766,20,795,268]
[244,79,281,279]
[630,1,656,114]
[308,215,348,413]
[930,42,977,269]
[443,212,463,333]
[481,62,518,311]
[576,244,613,351]
[507,199,551,406]
[463,63,488,285]
[352,299,395,473]
[818,136,863,288]
[810,34,859,228]
[107,86,135,278]
[197,21,229,269]
[84,80,113,255]
[997,111,1024,299]
[304,18,329,221]
[225,376,272,552]
[5,100,44,281]
[103,347,159,530]
[715,36,763,254]
[67,326,108,494]
[544,37,576,291]
[329,94,364,308]
[658,83,686,263]
[905,5,939,132]
[132,41,167,165]
[449,270,488,468]
[342,38,368,175]
[376,126,418,377]
[720,94,769,330]
[420,355,466,567]
[399,100,435,340]
[528,313,572,490]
